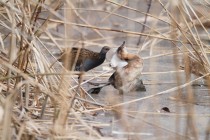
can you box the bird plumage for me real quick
[109,41,144,93]
[58,46,110,71]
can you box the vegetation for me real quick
[0,0,209,139]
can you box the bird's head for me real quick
[100,46,110,54]
[117,41,125,52]
[110,41,128,68]
[116,41,128,60]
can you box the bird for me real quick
[110,43,128,68]
[86,41,145,94]
[108,71,146,94]
[57,46,110,72]
[109,41,145,94]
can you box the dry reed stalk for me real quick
[124,112,191,139]
[168,1,186,139]
[62,6,166,29]
[68,2,104,38]
[137,0,152,46]
[44,8,170,42]
[167,0,210,139]
[110,72,209,108]
[1,0,210,139]
[47,18,184,43]
[52,1,72,136]
[106,0,171,25]
[100,0,128,23]
[2,0,17,139]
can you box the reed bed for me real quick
[0,0,209,139]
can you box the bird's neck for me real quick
[99,52,106,58]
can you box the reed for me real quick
[0,0,209,139]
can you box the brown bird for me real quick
[58,46,110,72]
[87,42,145,94]
[109,41,145,94]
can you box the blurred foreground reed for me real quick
[0,0,210,139]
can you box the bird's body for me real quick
[109,41,144,94]
[58,46,110,71]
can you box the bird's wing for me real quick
[108,71,122,89]
[59,48,84,67]
[79,58,103,72]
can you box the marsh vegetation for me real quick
[0,0,210,139]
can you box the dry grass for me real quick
[0,0,210,139]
